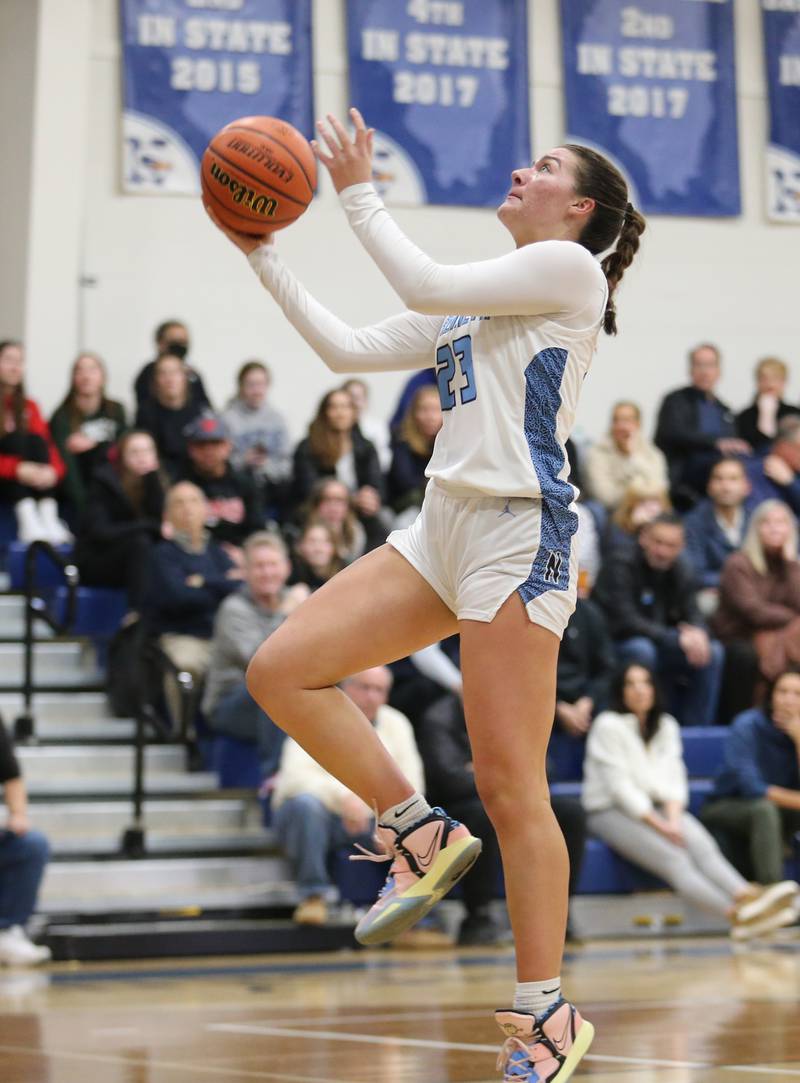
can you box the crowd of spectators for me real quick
[2,327,800,942]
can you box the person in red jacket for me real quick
[0,340,70,544]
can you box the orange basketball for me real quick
[201,115,316,236]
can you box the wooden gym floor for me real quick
[1,935,799,1083]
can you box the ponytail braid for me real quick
[600,203,646,335]
[564,145,647,336]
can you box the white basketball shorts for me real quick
[387,480,579,639]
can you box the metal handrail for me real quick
[14,541,80,743]
[120,639,196,859]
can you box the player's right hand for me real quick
[204,203,274,257]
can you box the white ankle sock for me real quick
[379,793,432,834]
[513,978,562,1018]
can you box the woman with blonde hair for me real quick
[604,479,671,556]
[714,499,800,684]
[736,357,800,453]
[388,384,442,526]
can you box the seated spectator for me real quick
[0,339,69,545]
[202,532,308,778]
[389,369,436,434]
[683,457,752,595]
[584,401,668,512]
[178,412,265,558]
[388,385,442,527]
[343,377,392,472]
[603,480,671,557]
[221,360,292,498]
[745,415,800,516]
[700,670,800,914]
[737,357,800,453]
[655,343,749,510]
[300,478,375,563]
[0,716,51,966]
[144,482,242,724]
[714,500,800,687]
[288,521,344,591]
[135,353,205,478]
[583,664,792,940]
[419,691,585,944]
[134,319,210,408]
[49,352,126,515]
[555,595,616,739]
[74,430,167,611]
[594,514,724,725]
[293,389,386,536]
[272,666,423,926]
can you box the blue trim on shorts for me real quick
[518,347,578,604]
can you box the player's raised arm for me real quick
[314,109,606,322]
[205,205,441,374]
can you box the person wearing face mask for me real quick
[133,320,210,408]
[700,669,800,905]
[736,358,800,454]
[222,360,292,488]
[584,401,668,513]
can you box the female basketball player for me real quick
[207,108,645,1082]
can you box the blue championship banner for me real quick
[120,0,313,194]
[762,0,800,223]
[346,0,530,207]
[560,0,740,216]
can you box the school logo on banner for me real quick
[762,0,800,223]
[560,0,741,217]
[119,0,313,195]
[347,0,531,207]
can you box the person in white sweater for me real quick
[582,663,795,939]
[584,401,668,512]
[272,666,424,926]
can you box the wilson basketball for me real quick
[201,115,316,236]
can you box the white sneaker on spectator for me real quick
[14,498,49,544]
[37,498,73,546]
[736,881,799,925]
[0,926,52,967]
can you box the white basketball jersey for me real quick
[427,311,602,502]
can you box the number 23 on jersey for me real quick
[435,334,477,411]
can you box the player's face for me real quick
[497,148,589,245]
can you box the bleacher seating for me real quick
[8,540,72,590]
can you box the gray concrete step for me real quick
[0,595,54,639]
[17,744,187,782]
[25,798,262,842]
[39,856,294,913]
[0,692,113,723]
[0,641,101,688]
[25,770,218,798]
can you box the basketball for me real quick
[201,115,316,236]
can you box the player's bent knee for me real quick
[246,638,294,713]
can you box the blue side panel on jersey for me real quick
[518,347,579,603]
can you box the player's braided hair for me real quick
[563,145,646,336]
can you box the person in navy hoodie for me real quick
[145,482,242,724]
[683,457,753,594]
[700,669,800,915]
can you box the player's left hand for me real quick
[313,108,374,194]
[204,203,273,257]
